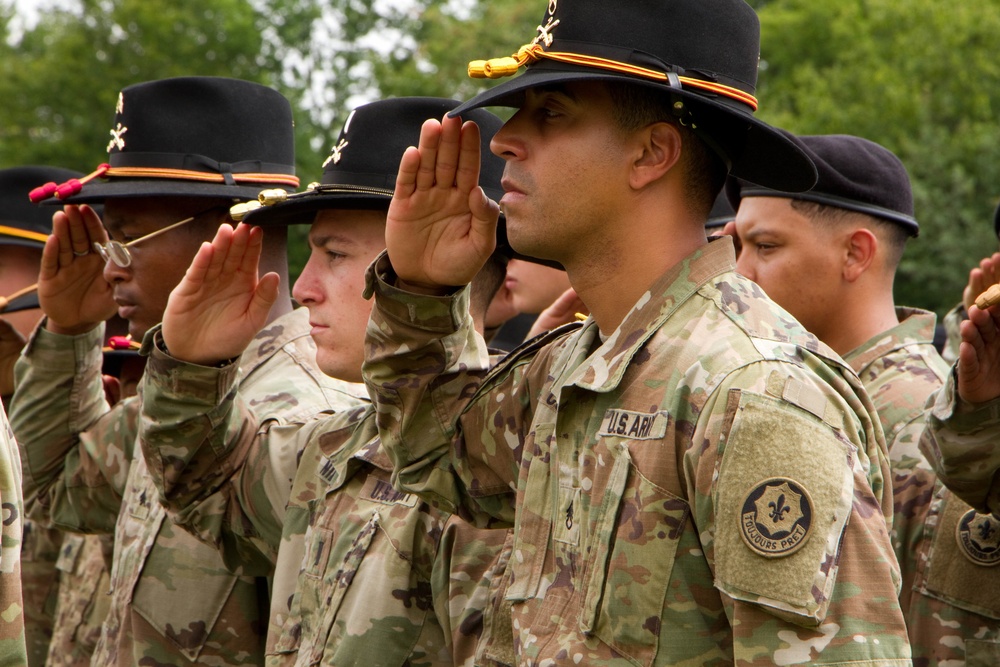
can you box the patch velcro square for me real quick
[713,390,853,625]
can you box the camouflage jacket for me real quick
[0,407,27,666]
[845,307,948,471]
[919,372,1000,517]
[364,239,912,666]
[46,533,113,667]
[20,520,60,666]
[845,308,1000,666]
[138,342,506,666]
[9,308,363,665]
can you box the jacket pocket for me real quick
[580,442,689,667]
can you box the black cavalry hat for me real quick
[727,134,919,236]
[449,0,817,192]
[241,97,506,226]
[30,77,298,205]
[705,191,736,231]
[1,166,80,248]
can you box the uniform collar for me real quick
[569,236,737,392]
[238,307,313,378]
[843,306,938,375]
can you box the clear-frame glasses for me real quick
[93,204,226,268]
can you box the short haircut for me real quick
[790,199,909,271]
[605,81,727,220]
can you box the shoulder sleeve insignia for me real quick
[956,509,1000,567]
[740,477,813,558]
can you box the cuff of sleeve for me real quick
[145,328,240,407]
[364,250,470,334]
[23,319,105,373]
[932,369,1000,430]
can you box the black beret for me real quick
[727,134,918,236]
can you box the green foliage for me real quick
[755,0,1000,315]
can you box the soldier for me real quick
[137,97,510,665]
[9,76,365,665]
[362,0,911,663]
[728,133,1000,664]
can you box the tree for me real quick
[755,0,1000,315]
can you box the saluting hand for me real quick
[957,304,1000,405]
[39,205,117,335]
[161,223,279,366]
[385,114,500,293]
[962,252,1000,313]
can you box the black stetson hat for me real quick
[241,97,505,225]
[448,0,817,192]
[30,77,298,205]
[1,166,80,248]
[727,134,919,236]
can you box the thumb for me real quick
[469,186,500,243]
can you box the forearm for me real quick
[919,372,1000,514]
[139,329,285,571]
[9,323,128,531]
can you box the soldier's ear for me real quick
[629,122,682,191]
[843,228,877,282]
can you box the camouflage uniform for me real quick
[0,407,27,666]
[920,369,1000,516]
[364,239,912,665]
[9,308,363,665]
[845,308,1000,666]
[939,303,964,365]
[19,520,59,666]
[46,533,113,667]
[137,339,506,666]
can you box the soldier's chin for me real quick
[316,349,362,384]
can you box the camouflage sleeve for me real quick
[431,518,509,665]
[939,303,965,365]
[919,370,1000,515]
[692,361,910,662]
[0,406,28,665]
[9,323,133,534]
[139,329,315,575]
[363,252,505,523]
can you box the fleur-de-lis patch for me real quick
[532,17,560,48]
[956,509,1000,566]
[740,478,813,558]
[107,122,128,153]
[322,139,349,168]
[115,92,124,115]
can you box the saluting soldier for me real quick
[362,0,913,663]
[137,97,512,665]
[729,134,1000,665]
[9,76,365,666]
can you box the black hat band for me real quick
[468,42,758,111]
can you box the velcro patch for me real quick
[317,456,339,487]
[740,478,813,558]
[956,509,1000,567]
[360,477,419,508]
[598,409,668,440]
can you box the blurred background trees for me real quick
[2,0,997,315]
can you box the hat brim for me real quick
[449,65,817,193]
[244,190,395,227]
[42,178,267,205]
[0,238,45,250]
[0,292,39,314]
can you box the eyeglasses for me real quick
[93,204,227,268]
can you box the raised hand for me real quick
[39,205,117,335]
[161,223,279,366]
[962,252,1000,312]
[957,303,1000,404]
[527,287,588,339]
[385,114,501,293]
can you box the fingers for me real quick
[394,146,422,200]
[415,118,443,191]
[200,224,235,285]
[79,204,109,245]
[40,230,62,280]
[219,223,252,280]
[51,211,75,270]
[435,114,464,190]
[455,121,482,193]
[250,272,281,323]
[468,186,501,241]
